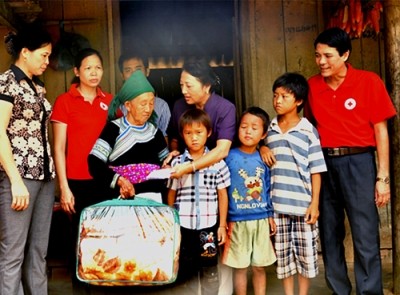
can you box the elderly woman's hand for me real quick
[117,176,135,198]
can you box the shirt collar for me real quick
[10,64,44,87]
[269,117,308,133]
[203,92,216,111]
[316,63,355,92]
[182,146,210,162]
[341,63,355,86]
[69,83,108,100]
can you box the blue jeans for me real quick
[320,151,383,295]
[0,172,55,295]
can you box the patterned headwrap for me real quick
[108,70,156,122]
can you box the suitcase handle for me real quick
[92,196,165,208]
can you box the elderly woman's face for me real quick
[124,92,155,125]
[180,71,211,107]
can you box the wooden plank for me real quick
[383,1,400,293]
[0,0,18,29]
[38,0,120,101]
[40,0,66,106]
[111,0,122,93]
[349,38,362,69]
[106,0,116,94]
[283,0,319,79]
[0,27,12,72]
[233,0,243,117]
[360,36,382,75]
[238,0,285,116]
[61,0,111,93]
[254,0,285,116]
[237,0,256,112]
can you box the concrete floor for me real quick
[47,257,394,295]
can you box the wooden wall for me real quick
[237,0,385,117]
[0,0,385,117]
[237,0,322,116]
[0,0,122,105]
[0,0,121,196]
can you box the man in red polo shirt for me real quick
[304,27,396,295]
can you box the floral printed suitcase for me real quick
[76,197,180,286]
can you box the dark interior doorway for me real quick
[119,0,235,109]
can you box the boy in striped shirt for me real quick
[266,73,327,295]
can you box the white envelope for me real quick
[146,168,172,180]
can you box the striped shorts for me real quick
[274,213,319,279]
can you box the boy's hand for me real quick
[217,226,227,245]
[269,217,276,236]
[259,145,276,167]
[305,203,319,224]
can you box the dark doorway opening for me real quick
[119,0,235,109]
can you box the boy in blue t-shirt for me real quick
[266,72,327,295]
[222,106,276,295]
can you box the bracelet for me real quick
[191,162,196,173]
[376,176,390,184]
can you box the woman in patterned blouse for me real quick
[0,24,55,294]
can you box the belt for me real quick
[323,147,374,157]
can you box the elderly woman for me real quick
[88,70,169,199]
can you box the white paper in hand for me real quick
[146,168,172,180]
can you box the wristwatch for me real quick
[376,176,390,184]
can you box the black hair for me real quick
[182,57,221,93]
[71,48,103,84]
[74,48,103,68]
[314,27,352,57]
[179,108,212,137]
[4,22,52,61]
[118,52,148,73]
[272,72,308,113]
[239,106,270,134]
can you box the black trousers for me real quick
[68,179,110,295]
[178,225,219,295]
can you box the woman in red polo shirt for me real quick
[51,48,112,293]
